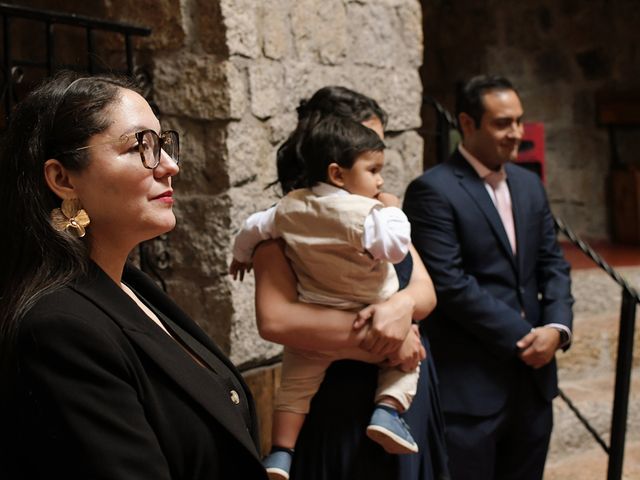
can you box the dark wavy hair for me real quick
[455,75,519,128]
[274,86,388,194]
[300,115,385,187]
[0,71,136,372]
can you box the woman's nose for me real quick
[155,149,180,177]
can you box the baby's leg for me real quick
[366,366,420,455]
[375,365,420,413]
[264,347,332,479]
[271,410,305,450]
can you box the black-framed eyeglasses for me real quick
[70,130,180,169]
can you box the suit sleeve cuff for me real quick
[545,323,572,350]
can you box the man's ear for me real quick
[458,112,476,139]
[43,159,76,200]
[327,162,345,187]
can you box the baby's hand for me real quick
[376,192,401,208]
[229,258,252,281]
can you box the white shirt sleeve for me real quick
[232,205,279,263]
[363,206,411,264]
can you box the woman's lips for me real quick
[152,191,173,203]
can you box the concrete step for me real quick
[544,440,640,480]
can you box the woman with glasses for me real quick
[0,72,267,480]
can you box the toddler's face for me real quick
[340,150,385,199]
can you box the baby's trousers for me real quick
[274,346,419,414]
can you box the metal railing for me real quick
[555,218,638,480]
[0,2,151,119]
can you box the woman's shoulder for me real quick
[18,282,123,346]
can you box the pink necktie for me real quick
[485,170,517,254]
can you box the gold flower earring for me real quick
[50,198,91,238]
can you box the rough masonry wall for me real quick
[7,0,424,367]
[422,0,640,240]
[219,0,424,366]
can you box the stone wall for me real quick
[7,0,424,366]
[218,0,424,366]
[422,0,640,240]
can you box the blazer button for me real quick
[519,286,525,295]
[230,390,240,405]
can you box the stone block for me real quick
[226,184,283,367]
[194,0,228,56]
[383,130,425,197]
[160,116,230,195]
[226,116,277,188]
[220,0,260,58]
[397,0,424,68]
[364,67,423,131]
[280,62,421,131]
[533,48,576,84]
[346,3,404,69]
[291,0,347,64]
[575,48,612,81]
[165,277,233,355]
[518,84,574,127]
[266,111,298,146]
[170,194,231,280]
[259,0,293,60]
[153,54,246,120]
[249,59,286,119]
[110,0,185,51]
[485,46,527,79]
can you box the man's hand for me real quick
[376,192,401,208]
[229,258,252,281]
[517,327,561,369]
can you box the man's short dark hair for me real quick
[456,75,519,127]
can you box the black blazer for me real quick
[8,263,267,479]
[404,151,573,417]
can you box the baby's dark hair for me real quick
[300,115,385,188]
[274,86,387,194]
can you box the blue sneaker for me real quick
[366,406,419,454]
[263,450,292,480]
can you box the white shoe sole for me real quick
[266,467,290,480]
[366,425,419,455]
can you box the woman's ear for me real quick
[327,162,345,187]
[43,159,76,200]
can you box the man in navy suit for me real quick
[404,75,573,480]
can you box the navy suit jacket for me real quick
[404,150,573,417]
[5,263,267,479]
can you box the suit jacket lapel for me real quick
[505,163,526,276]
[452,152,517,269]
[71,263,261,460]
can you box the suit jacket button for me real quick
[519,286,525,295]
[230,390,240,405]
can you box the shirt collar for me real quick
[458,144,507,180]
[311,182,349,197]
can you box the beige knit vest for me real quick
[274,189,399,309]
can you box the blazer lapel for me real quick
[71,264,261,460]
[505,163,526,276]
[452,153,517,269]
